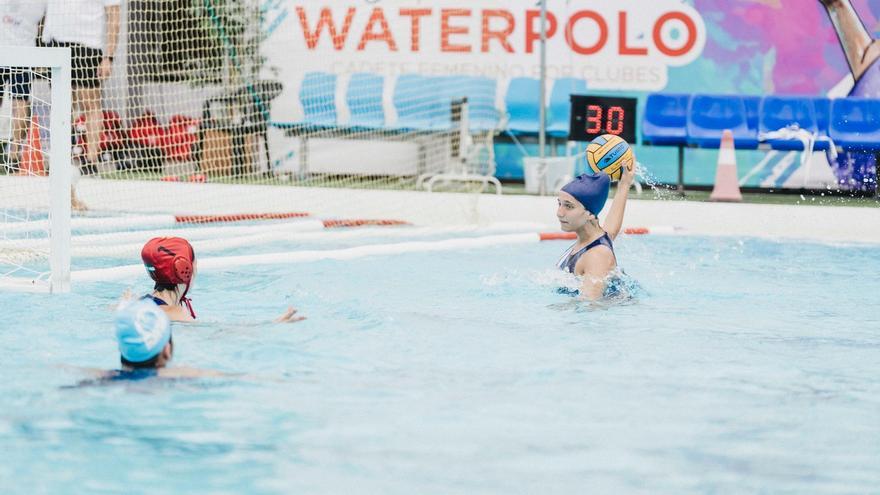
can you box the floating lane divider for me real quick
[70,228,679,284]
[538,226,679,241]
[53,223,554,259]
[174,212,311,224]
[0,211,314,234]
[0,217,411,252]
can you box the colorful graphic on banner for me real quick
[261,0,880,191]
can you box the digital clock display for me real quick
[568,95,637,144]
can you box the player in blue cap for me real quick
[115,298,174,370]
[66,297,224,382]
[556,160,635,300]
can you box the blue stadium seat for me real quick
[547,78,587,138]
[299,72,337,128]
[393,74,451,131]
[743,96,760,132]
[813,97,831,136]
[346,73,384,130]
[829,97,880,150]
[444,76,499,132]
[759,96,828,150]
[505,77,541,135]
[686,94,758,148]
[641,93,689,146]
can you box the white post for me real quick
[49,48,72,293]
[538,0,548,160]
[0,46,73,292]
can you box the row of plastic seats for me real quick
[505,77,586,137]
[643,93,880,151]
[294,72,589,136]
[297,72,500,133]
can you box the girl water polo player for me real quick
[141,237,200,322]
[140,236,305,323]
[556,161,635,300]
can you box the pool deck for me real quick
[469,192,880,244]
[614,198,880,244]
[2,176,879,244]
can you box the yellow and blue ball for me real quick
[585,134,633,181]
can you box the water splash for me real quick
[635,162,682,201]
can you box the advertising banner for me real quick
[261,0,880,191]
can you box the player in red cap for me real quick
[141,237,199,321]
[140,236,305,323]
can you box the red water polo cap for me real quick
[141,237,195,285]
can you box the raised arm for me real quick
[819,0,879,80]
[602,157,636,240]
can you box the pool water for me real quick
[2,234,879,493]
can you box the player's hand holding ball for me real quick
[586,134,633,181]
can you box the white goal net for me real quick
[1,2,514,292]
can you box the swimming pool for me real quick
[2,233,879,493]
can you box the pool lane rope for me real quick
[1,211,408,235]
[0,211,319,234]
[69,227,678,283]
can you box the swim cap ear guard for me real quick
[141,237,197,319]
[172,255,193,284]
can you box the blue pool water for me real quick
[2,234,879,493]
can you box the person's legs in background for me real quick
[0,70,32,173]
[70,44,103,177]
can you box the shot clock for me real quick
[568,95,637,143]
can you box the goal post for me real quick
[2,3,524,295]
[0,46,71,293]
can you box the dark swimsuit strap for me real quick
[141,294,168,306]
[560,232,616,274]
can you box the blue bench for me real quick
[445,75,499,133]
[642,93,690,192]
[759,96,829,150]
[642,93,689,146]
[547,78,587,138]
[347,73,385,130]
[813,98,831,136]
[744,96,760,134]
[687,94,759,149]
[299,71,337,129]
[505,77,541,135]
[393,74,453,132]
[829,98,880,151]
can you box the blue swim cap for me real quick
[115,299,171,363]
[561,173,611,215]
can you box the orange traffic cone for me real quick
[709,129,742,202]
[19,116,46,176]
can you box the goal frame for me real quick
[0,46,72,293]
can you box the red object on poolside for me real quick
[18,116,45,176]
[164,115,200,162]
[160,175,180,182]
[72,111,125,155]
[129,112,166,149]
[187,174,207,183]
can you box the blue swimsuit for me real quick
[556,232,616,274]
[557,232,624,297]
